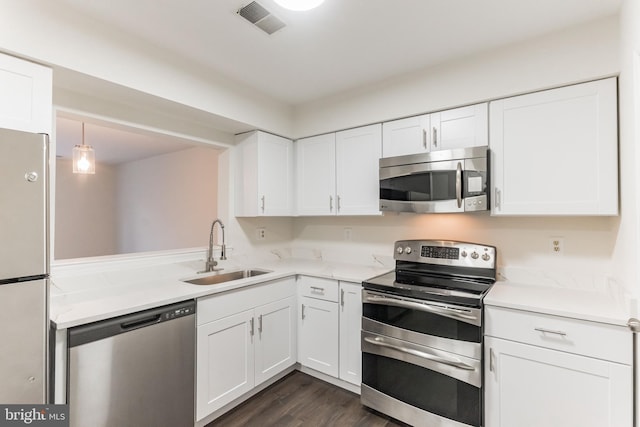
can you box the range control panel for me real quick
[394,240,496,269]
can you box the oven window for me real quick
[363,303,480,343]
[380,171,457,202]
[363,353,480,426]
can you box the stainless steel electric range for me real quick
[361,239,497,427]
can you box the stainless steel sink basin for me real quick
[183,269,272,286]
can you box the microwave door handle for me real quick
[456,161,462,209]
[363,336,475,371]
[364,293,480,326]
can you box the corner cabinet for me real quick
[296,124,382,216]
[235,131,294,216]
[381,103,487,158]
[0,53,52,134]
[196,278,297,421]
[490,78,618,216]
[297,276,363,386]
[484,306,632,427]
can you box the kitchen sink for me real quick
[183,269,272,286]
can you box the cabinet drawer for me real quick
[298,276,339,302]
[485,306,631,365]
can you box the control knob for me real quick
[482,253,491,261]
[471,251,479,260]
[461,251,467,258]
[396,246,404,254]
[405,247,412,254]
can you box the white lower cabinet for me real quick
[484,306,632,427]
[297,276,362,385]
[196,278,296,421]
[338,282,362,385]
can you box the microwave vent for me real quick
[238,2,286,35]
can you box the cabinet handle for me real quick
[258,314,263,333]
[422,128,427,149]
[489,348,495,372]
[261,196,265,213]
[310,286,325,294]
[534,327,567,337]
[301,304,306,319]
[329,195,333,212]
[432,127,438,148]
[494,188,501,210]
[250,318,255,336]
[337,195,341,212]
[341,288,345,307]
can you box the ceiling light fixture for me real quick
[273,0,325,11]
[72,122,96,174]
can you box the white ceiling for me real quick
[53,0,621,162]
[59,0,621,105]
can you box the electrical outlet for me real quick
[256,227,266,240]
[550,237,564,255]
[343,227,353,241]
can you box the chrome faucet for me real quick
[203,219,227,273]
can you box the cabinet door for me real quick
[258,133,294,216]
[335,124,382,215]
[490,78,618,215]
[485,336,632,427]
[339,282,362,386]
[430,103,487,151]
[0,53,52,134]
[254,296,297,385]
[382,114,430,157]
[196,310,255,421]
[296,134,336,215]
[299,296,339,377]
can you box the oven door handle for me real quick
[364,292,480,326]
[364,336,475,371]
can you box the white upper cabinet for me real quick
[335,124,382,215]
[381,103,487,158]
[296,124,381,216]
[490,78,618,216]
[235,131,294,217]
[0,53,52,134]
[296,133,336,216]
[430,103,488,151]
[382,114,430,157]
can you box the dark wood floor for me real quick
[206,371,407,427]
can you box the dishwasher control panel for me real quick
[165,305,194,320]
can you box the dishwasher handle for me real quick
[120,314,162,331]
[68,300,196,348]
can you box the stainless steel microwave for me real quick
[379,146,489,213]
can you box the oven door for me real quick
[361,330,482,427]
[379,150,488,214]
[362,289,482,359]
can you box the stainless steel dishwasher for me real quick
[67,300,195,427]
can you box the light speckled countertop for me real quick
[485,268,634,327]
[50,252,391,330]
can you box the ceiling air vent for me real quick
[238,1,286,35]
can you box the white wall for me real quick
[293,16,619,138]
[617,0,640,302]
[117,146,220,254]
[54,159,118,259]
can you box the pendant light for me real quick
[273,0,325,11]
[72,122,96,174]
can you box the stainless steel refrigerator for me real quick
[0,128,49,404]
